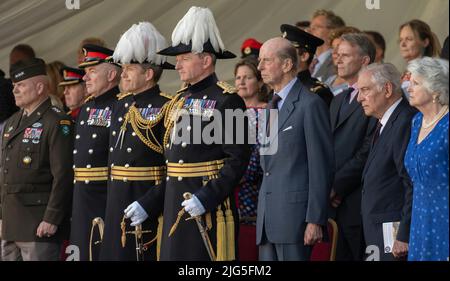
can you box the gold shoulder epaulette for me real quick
[160,92,174,100]
[84,95,94,103]
[117,92,133,100]
[176,85,188,94]
[217,81,236,94]
[310,85,324,93]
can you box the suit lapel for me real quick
[263,79,302,170]
[330,91,346,131]
[336,92,360,129]
[364,99,407,175]
[2,113,21,149]
[7,99,51,143]
[277,79,301,132]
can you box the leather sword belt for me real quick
[167,159,224,178]
[74,167,108,182]
[111,165,166,182]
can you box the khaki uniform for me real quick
[0,98,74,243]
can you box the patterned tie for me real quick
[372,120,383,145]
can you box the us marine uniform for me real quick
[0,58,74,260]
[69,45,120,261]
[144,7,251,261]
[281,24,334,107]
[99,22,174,261]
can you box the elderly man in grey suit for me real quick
[256,37,334,261]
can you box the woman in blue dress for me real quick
[405,57,449,261]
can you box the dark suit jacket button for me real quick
[4,169,8,174]
[265,172,270,176]
[361,189,365,194]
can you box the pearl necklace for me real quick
[422,105,449,129]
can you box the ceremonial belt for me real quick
[167,159,224,178]
[74,167,108,182]
[111,165,166,181]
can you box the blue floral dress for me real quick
[404,112,449,261]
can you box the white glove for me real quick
[124,201,149,226]
[181,195,206,217]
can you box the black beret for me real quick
[10,57,47,83]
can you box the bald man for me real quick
[256,37,334,261]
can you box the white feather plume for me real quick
[113,22,168,65]
[171,6,225,54]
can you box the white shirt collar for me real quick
[274,77,298,110]
[380,97,403,133]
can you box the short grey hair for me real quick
[407,57,449,105]
[360,63,402,95]
[341,33,376,63]
[276,43,298,73]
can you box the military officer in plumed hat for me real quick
[69,44,121,261]
[281,24,334,107]
[0,58,74,261]
[58,66,88,122]
[126,6,251,261]
[98,22,174,261]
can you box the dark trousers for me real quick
[335,223,365,261]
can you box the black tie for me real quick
[268,93,282,110]
[372,120,383,145]
[338,87,354,122]
[267,93,282,135]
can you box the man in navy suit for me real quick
[256,37,334,261]
[357,63,415,261]
[329,33,377,261]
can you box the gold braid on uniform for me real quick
[89,217,105,261]
[162,93,186,148]
[83,94,95,103]
[117,92,133,100]
[217,81,237,94]
[121,103,168,154]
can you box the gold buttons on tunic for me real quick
[23,156,32,164]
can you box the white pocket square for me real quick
[282,126,293,132]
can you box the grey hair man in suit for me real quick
[357,63,415,261]
[256,37,334,261]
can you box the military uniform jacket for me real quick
[99,85,171,261]
[298,70,333,107]
[138,74,251,261]
[0,98,74,242]
[70,86,119,261]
